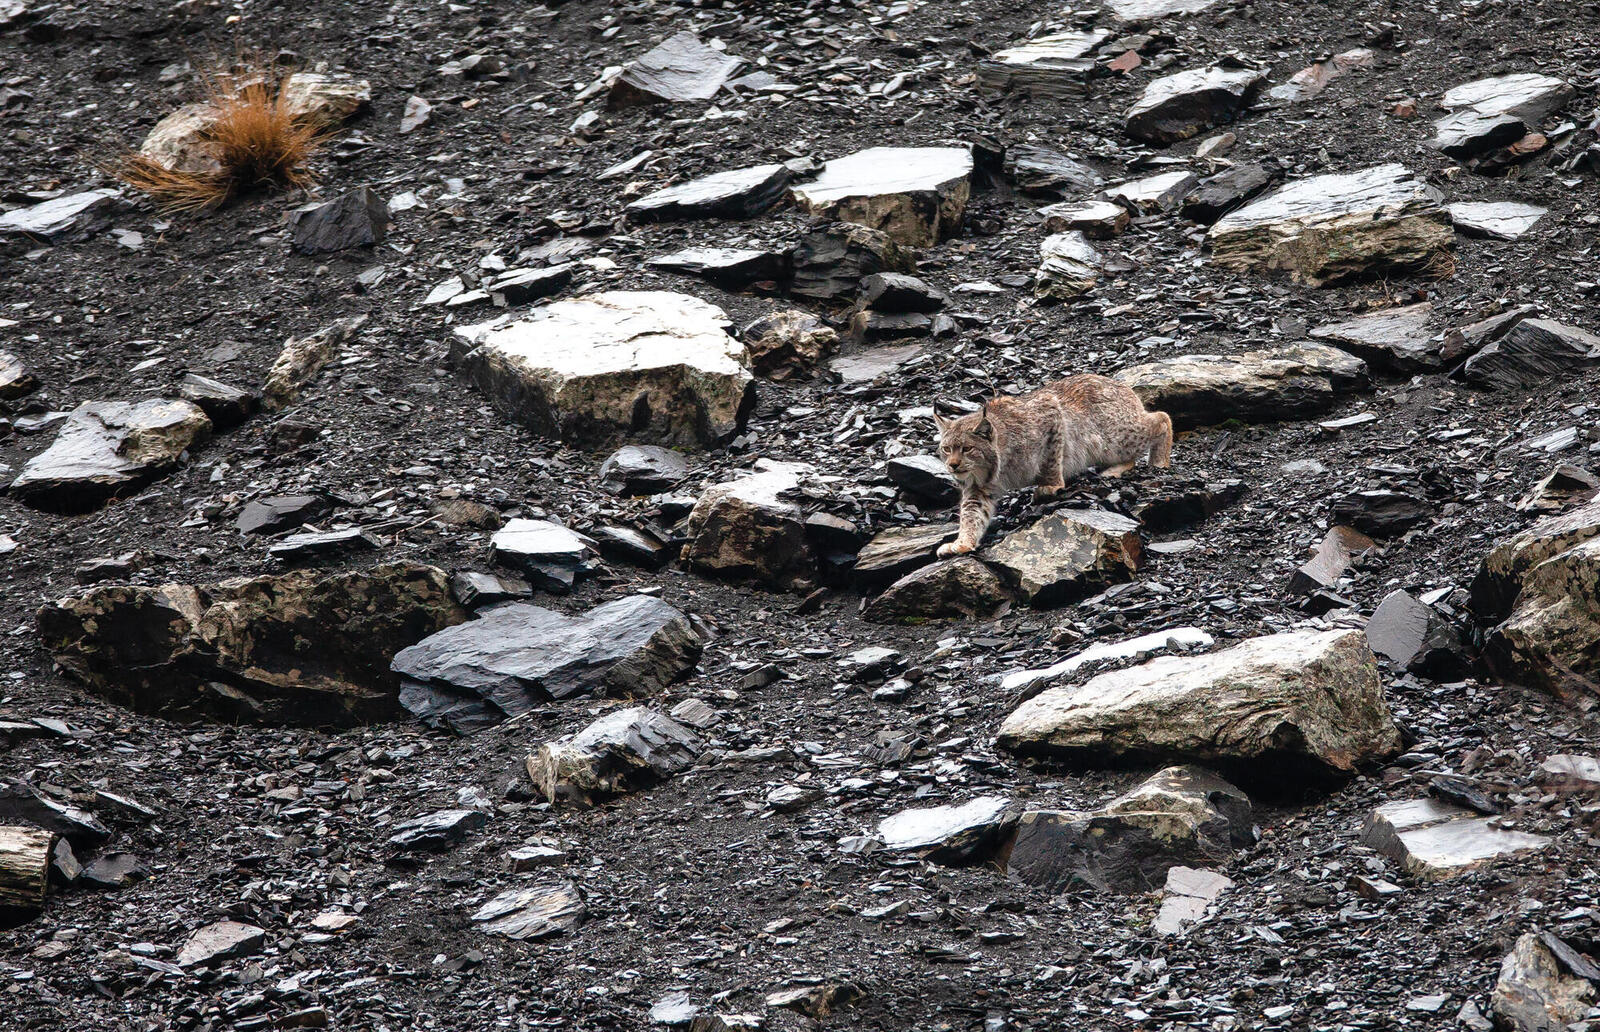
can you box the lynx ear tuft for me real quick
[932,410,948,431]
[973,402,993,440]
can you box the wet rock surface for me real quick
[1115,342,1370,429]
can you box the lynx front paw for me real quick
[1034,484,1064,502]
[937,541,974,558]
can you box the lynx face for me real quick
[934,410,998,488]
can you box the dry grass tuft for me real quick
[111,66,326,212]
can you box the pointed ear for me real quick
[973,402,993,440]
[932,410,948,432]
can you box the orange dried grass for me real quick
[113,66,325,212]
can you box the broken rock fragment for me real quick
[1308,302,1440,373]
[1486,538,1600,698]
[1459,319,1600,390]
[1491,933,1598,1032]
[1124,65,1266,144]
[790,146,973,248]
[997,629,1400,780]
[598,445,687,496]
[608,32,742,107]
[982,510,1143,605]
[392,596,703,732]
[453,291,753,449]
[646,247,788,290]
[0,350,37,399]
[1366,590,1468,678]
[1179,163,1280,225]
[682,461,812,586]
[1034,232,1102,301]
[977,30,1111,99]
[472,880,585,940]
[288,187,388,255]
[529,706,703,804]
[1447,201,1546,241]
[387,809,487,852]
[876,796,1017,864]
[1361,798,1550,879]
[9,399,211,513]
[488,518,597,593]
[0,189,119,245]
[1115,342,1369,430]
[741,310,838,379]
[1039,200,1128,239]
[1471,498,1600,622]
[861,557,1012,624]
[1208,164,1452,286]
[176,921,265,968]
[789,221,913,301]
[625,164,790,222]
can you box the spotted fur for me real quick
[933,374,1172,556]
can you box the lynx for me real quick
[932,374,1173,558]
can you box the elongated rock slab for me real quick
[877,796,1017,864]
[472,881,586,940]
[529,706,703,804]
[1309,302,1440,373]
[997,629,1400,780]
[1471,498,1600,622]
[1125,65,1266,144]
[10,399,211,513]
[1448,201,1546,240]
[393,596,703,731]
[608,32,742,107]
[1115,342,1370,430]
[1361,798,1550,879]
[791,147,973,248]
[0,189,119,244]
[1208,164,1451,286]
[453,291,753,449]
[1440,73,1574,122]
[1460,318,1600,390]
[977,31,1110,99]
[626,164,791,222]
[1487,538,1600,698]
[1491,933,1598,1032]
[982,510,1143,605]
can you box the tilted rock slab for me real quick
[9,399,211,512]
[997,629,1401,779]
[682,461,813,585]
[453,291,753,449]
[392,595,703,732]
[37,564,466,725]
[608,31,743,107]
[1115,342,1370,430]
[1208,164,1452,286]
[1034,231,1103,301]
[876,796,1018,864]
[861,557,1013,623]
[0,188,119,244]
[625,163,791,222]
[1361,798,1550,880]
[1440,73,1574,123]
[982,509,1144,606]
[1125,65,1266,144]
[1491,932,1598,1032]
[1471,497,1600,622]
[1459,318,1600,390]
[1308,302,1441,373]
[528,706,704,804]
[977,30,1110,99]
[790,146,973,248]
[472,880,586,940]
[1486,538,1600,699]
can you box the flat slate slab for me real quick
[790,146,973,247]
[1460,318,1600,389]
[452,291,752,449]
[0,188,119,244]
[1308,302,1440,373]
[608,32,743,107]
[1034,232,1103,301]
[982,509,1143,605]
[646,246,788,289]
[1104,170,1199,214]
[977,30,1111,99]
[1439,73,1574,122]
[1114,342,1371,430]
[1106,0,1221,19]
[472,880,586,940]
[1448,201,1547,240]
[9,399,211,513]
[876,796,1017,864]
[1208,164,1452,286]
[1125,65,1266,144]
[1361,798,1550,879]
[625,163,791,222]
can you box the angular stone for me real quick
[1460,318,1600,389]
[1268,49,1375,103]
[861,558,1013,624]
[1472,498,1600,622]
[1518,465,1600,515]
[1361,798,1550,880]
[1491,933,1598,1032]
[977,31,1111,99]
[178,373,257,429]
[608,32,742,107]
[1129,477,1248,532]
[1115,342,1371,430]
[1039,200,1128,239]
[1447,201,1546,241]
[387,809,487,852]
[765,983,861,1020]
[528,706,703,804]
[1287,525,1377,596]
[488,518,597,593]
[1106,0,1220,19]
[0,350,37,399]
[1180,163,1280,225]
[37,564,466,726]
[854,522,959,589]
[176,921,265,968]
[1430,110,1527,159]
[450,571,530,609]
[1003,145,1104,198]
[471,880,585,940]
[1442,305,1535,364]
[1440,73,1575,123]
[1007,766,1253,893]
[80,852,147,890]
[1330,489,1430,537]
[886,454,958,505]
[876,796,1017,864]
[860,273,947,314]
[1208,164,1452,286]
[590,524,672,570]
[1309,302,1440,373]
[682,461,812,585]
[487,264,576,307]
[237,494,330,535]
[1104,170,1199,214]
[453,291,752,449]
[997,627,1215,694]
[646,247,789,290]
[742,310,839,379]
[267,528,378,561]
[1034,232,1103,301]
[997,629,1400,780]
[1155,866,1233,935]
[1125,66,1266,144]
[262,316,366,413]
[288,187,388,255]
[0,781,110,848]
[1487,538,1600,698]
[829,344,922,383]
[847,310,949,343]
[982,510,1143,606]
[1538,754,1600,794]
[790,147,973,247]
[625,164,790,221]
[598,445,687,496]
[393,596,702,732]
[1366,590,1468,678]
[790,222,913,301]
[9,399,211,513]
[0,189,119,244]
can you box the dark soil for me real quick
[2,0,1599,1029]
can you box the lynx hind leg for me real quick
[1101,461,1136,478]
[1146,411,1173,469]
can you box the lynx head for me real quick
[933,404,998,486]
